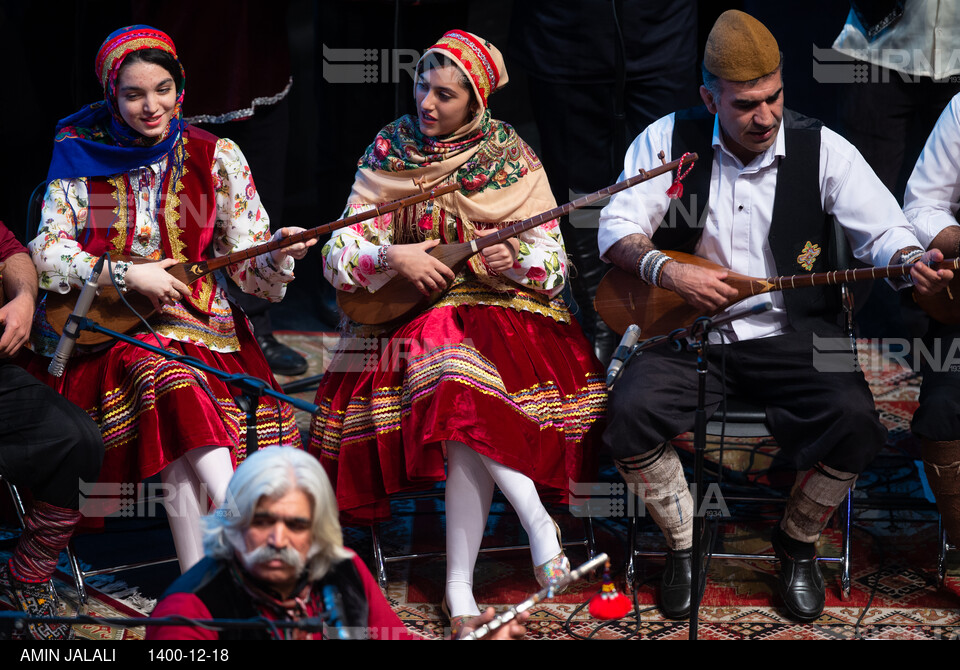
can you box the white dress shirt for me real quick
[904,92,960,248]
[833,0,960,80]
[598,111,921,341]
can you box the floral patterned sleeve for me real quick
[28,178,99,294]
[497,217,567,298]
[212,138,294,302]
[320,204,398,293]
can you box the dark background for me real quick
[0,0,868,333]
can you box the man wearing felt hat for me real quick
[598,10,951,623]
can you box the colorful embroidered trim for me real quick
[310,342,605,459]
[428,31,500,105]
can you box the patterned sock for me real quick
[781,463,856,544]
[9,501,82,583]
[921,439,960,544]
[616,443,694,550]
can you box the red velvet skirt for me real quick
[309,303,606,524]
[24,315,300,487]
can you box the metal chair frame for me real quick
[623,407,855,600]
[937,523,955,587]
[369,486,597,592]
[0,476,89,611]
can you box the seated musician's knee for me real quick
[915,377,960,435]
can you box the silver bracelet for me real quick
[112,260,131,293]
[900,248,924,285]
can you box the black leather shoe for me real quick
[256,334,308,376]
[659,524,712,620]
[660,547,694,619]
[771,527,825,622]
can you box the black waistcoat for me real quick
[651,106,844,335]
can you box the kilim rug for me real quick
[0,550,148,640]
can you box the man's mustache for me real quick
[239,544,306,572]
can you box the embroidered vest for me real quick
[652,106,845,335]
[82,125,221,316]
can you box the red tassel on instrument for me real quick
[666,151,695,200]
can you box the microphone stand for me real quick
[64,315,319,448]
[619,302,772,640]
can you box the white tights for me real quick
[160,446,234,572]
[444,441,560,617]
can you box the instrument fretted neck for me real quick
[43,181,461,345]
[594,250,960,337]
[767,259,960,292]
[337,154,700,326]
[473,155,697,253]
[181,182,462,281]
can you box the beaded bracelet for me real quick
[377,245,391,271]
[635,250,674,288]
[652,255,674,287]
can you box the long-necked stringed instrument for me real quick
[44,182,460,346]
[337,153,699,326]
[594,250,960,336]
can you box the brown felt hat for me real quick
[703,10,780,82]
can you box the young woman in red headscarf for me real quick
[26,26,313,572]
[309,30,605,633]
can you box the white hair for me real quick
[202,447,351,581]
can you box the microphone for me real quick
[606,324,641,389]
[48,254,106,377]
[321,584,359,639]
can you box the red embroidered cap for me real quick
[418,30,508,107]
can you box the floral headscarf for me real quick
[46,25,186,182]
[348,30,555,235]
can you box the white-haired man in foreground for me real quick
[146,447,525,640]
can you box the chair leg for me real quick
[371,522,388,592]
[938,518,948,589]
[65,541,87,613]
[624,510,638,596]
[3,478,26,526]
[582,516,597,560]
[4,479,88,612]
[840,490,852,600]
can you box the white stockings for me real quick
[160,446,234,572]
[444,441,560,617]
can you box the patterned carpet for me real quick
[2,334,957,640]
[0,550,150,640]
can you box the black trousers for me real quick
[913,320,960,442]
[603,331,886,474]
[0,363,103,509]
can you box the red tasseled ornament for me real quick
[588,561,631,620]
